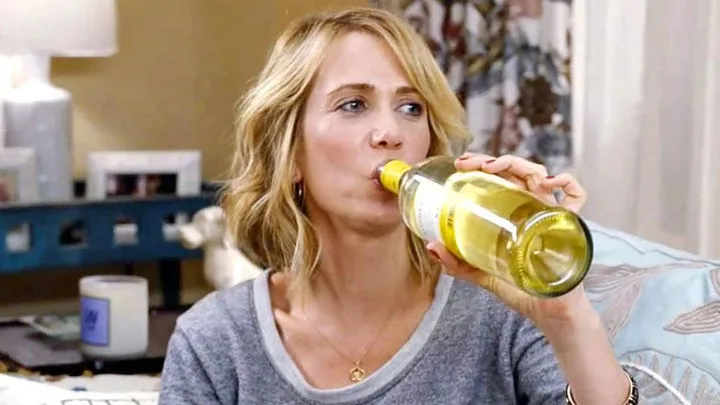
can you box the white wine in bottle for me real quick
[377,156,593,298]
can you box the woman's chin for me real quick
[359,206,404,230]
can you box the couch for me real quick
[586,221,720,404]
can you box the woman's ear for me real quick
[292,129,305,183]
[292,162,303,183]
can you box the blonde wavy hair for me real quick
[222,7,470,293]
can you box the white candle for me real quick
[79,275,149,359]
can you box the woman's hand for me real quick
[426,153,593,328]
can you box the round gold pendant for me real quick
[349,364,366,383]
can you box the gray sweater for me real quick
[159,271,567,404]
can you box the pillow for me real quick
[585,221,720,404]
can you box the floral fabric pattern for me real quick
[373,0,573,174]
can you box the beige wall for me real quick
[56,0,367,179]
[1,0,367,314]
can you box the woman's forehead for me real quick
[310,32,413,95]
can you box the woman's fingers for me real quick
[426,242,474,280]
[455,153,495,170]
[426,242,526,309]
[454,153,587,212]
[480,155,549,191]
[541,173,587,213]
[456,154,544,190]
[426,242,499,292]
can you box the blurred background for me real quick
[0,0,370,315]
[0,0,718,315]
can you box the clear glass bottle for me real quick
[378,156,593,298]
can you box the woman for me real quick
[160,7,637,405]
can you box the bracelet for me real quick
[565,369,639,405]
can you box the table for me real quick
[0,306,188,376]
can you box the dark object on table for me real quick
[0,306,189,376]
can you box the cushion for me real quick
[585,221,720,404]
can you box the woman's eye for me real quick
[339,99,366,113]
[399,103,423,116]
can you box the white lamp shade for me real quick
[0,0,117,57]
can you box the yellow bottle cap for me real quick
[379,160,412,194]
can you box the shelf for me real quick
[0,194,216,274]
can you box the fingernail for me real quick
[483,159,496,165]
[546,175,555,179]
[457,154,470,160]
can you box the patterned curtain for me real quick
[372,0,573,174]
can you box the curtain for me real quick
[373,0,574,175]
[574,0,720,258]
[377,0,720,258]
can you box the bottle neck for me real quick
[379,160,413,194]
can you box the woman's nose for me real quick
[369,111,402,149]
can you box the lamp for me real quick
[0,0,117,202]
[0,56,14,147]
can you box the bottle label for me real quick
[80,295,110,347]
[412,178,463,259]
[413,180,447,244]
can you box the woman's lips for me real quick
[370,159,394,190]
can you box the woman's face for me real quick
[297,32,432,232]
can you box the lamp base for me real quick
[2,54,73,202]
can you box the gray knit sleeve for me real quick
[159,327,224,405]
[511,318,568,404]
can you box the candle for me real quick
[79,275,149,359]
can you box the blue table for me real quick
[0,193,217,308]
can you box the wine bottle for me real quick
[377,156,593,298]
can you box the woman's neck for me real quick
[295,224,428,326]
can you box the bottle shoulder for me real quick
[411,156,458,180]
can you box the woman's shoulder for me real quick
[161,277,275,404]
[174,277,258,341]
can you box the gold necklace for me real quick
[303,303,398,383]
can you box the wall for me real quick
[0,0,367,315]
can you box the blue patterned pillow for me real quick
[585,221,720,404]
